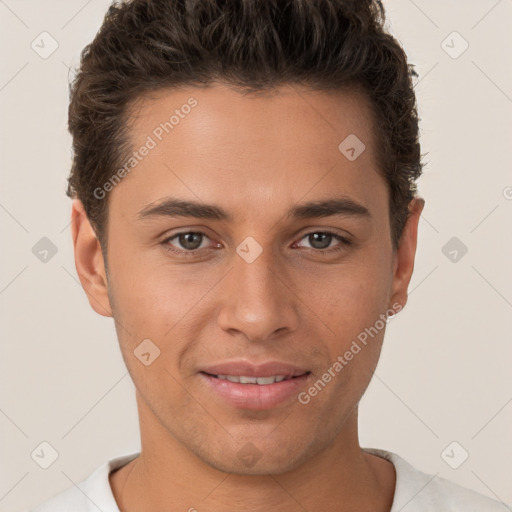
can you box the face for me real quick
[72,83,422,475]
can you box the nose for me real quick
[217,242,300,343]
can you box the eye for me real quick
[295,231,352,253]
[162,231,214,255]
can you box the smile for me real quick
[199,371,312,410]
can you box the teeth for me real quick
[215,375,288,384]
[239,376,258,384]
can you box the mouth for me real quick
[198,365,312,410]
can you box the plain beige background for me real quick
[1,1,511,511]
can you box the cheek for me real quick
[108,245,213,332]
[107,253,224,384]
[303,251,392,340]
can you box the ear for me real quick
[70,199,113,317]
[389,196,425,313]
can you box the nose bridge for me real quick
[217,237,298,341]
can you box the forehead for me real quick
[128,82,377,162]
[111,83,387,224]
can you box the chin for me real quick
[193,434,319,476]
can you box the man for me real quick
[30,0,508,510]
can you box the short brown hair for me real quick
[67,0,423,254]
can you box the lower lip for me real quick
[199,372,311,410]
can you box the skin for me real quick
[71,82,424,512]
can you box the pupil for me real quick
[310,233,331,249]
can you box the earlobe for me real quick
[389,196,425,313]
[71,199,113,318]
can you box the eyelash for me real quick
[160,230,352,258]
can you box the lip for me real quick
[199,372,311,410]
[199,360,310,378]
[198,360,312,410]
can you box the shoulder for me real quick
[422,473,509,511]
[28,452,140,512]
[363,447,509,512]
[29,484,89,512]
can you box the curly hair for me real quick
[67,0,423,253]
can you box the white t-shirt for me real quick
[28,447,508,511]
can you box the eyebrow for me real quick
[136,196,371,222]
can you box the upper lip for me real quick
[199,360,310,378]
